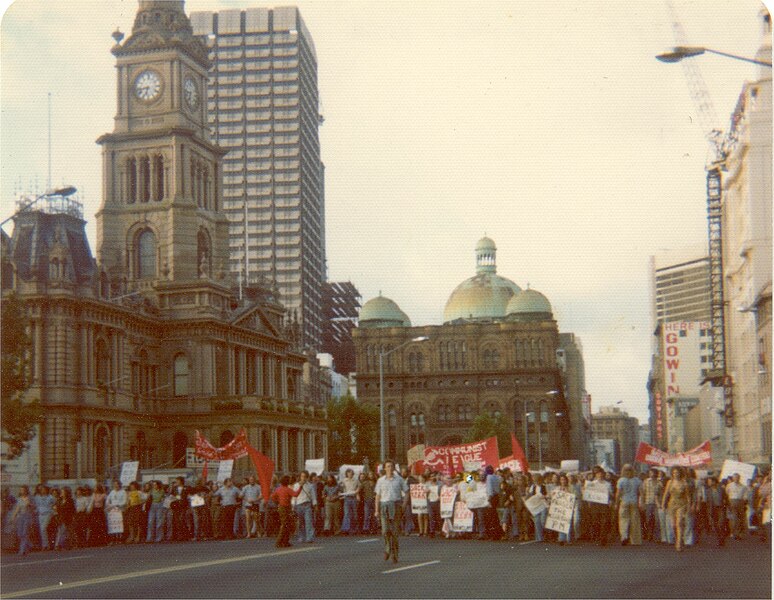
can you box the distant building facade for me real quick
[321,281,361,375]
[591,406,638,469]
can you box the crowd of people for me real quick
[2,463,770,557]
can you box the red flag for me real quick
[245,443,275,502]
[511,432,530,473]
[202,460,209,481]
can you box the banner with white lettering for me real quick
[545,489,576,534]
[410,484,428,514]
[440,486,457,519]
[452,501,474,532]
[119,461,139,486]
[635,441,712,467]
[107,509,124,534]
[423,437,499,476]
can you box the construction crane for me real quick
[663,1,733,427]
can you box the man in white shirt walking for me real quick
[375,460,408,563]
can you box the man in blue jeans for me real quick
[293,471,317,543]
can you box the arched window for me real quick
[409,405,426,445]
[540,402,549,423]
[154,155,164,201]
[95,338,110,385]
[140,157,151,203]
[128,158,137,203]
[95,425,111,478]
[387,406,397,458]
[287,376,296,401]
[137,229,156,279]
[537,339,545,366]
[219,429,234,447]
[173,353,189,397]
[172,431,187,467]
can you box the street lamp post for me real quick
[656,46,772,67]
[0,186,78,229]
[379,335,429,464]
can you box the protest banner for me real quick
[407,444,425,474]
[582,481,610,504]
[545,489,576,534]
[119,461,139,486]
[452,501,474,532]
[107,509,124,534]
[635,441,712,468]
[423,437,499,475]
[464,488,489,510]
[719,459,757,485]
[440,485,457,519]
[560,460,580,473]
[217,459,234,483]
[304,458,325,475]
[410,484,428,514]
[525,494,549,516]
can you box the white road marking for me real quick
[382,560,441,574]
[2,546,320,598]
[519,540,538,545]
[356,538,379,543]
[1,554,95,568]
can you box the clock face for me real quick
[134,70,162,102]
[184,77,199,110]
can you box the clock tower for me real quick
[96,0,231,315]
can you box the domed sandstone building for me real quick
[353,237,590,468]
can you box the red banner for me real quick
[195,429,249,461]
[635,440,712,467]
[422,436,499,475]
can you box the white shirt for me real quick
[375,474,408,503]
[106,489,127,511]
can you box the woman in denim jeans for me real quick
[527,474,548,541]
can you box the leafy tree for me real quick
[463,411,511,459]
[1,293,42,460]
[327,393,379,469]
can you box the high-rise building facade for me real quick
[190,8,325,351]
[591,406,639,469]
[649,246,711,331]
[322,281,361,376]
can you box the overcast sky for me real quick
[1,0,769,423]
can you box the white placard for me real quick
[583,481,611,505]
[452,501,473,532]
[410,484,428,514]
[719,459,757,486]
[305,458,325,475]
[119,461,139,486]
[463,460,483,473]
[217,459,234,483]
[190,494,205,508]
[545,490,576,534]
[464,489,489,510]
[440,486,457,519]
[107,509,124,534]
[525,494,549,516]
[560,460,580,473]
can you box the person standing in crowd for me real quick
[662,466,691,552]
[615,464,642,546]
[756,473,771,542]
[726,473,749,540]
[125,482,144,543]
[74,486,93,547]
[105,481,127,545]
[586,467,613,546]
[568,474,583,541]
[145,480,166,543]
[270,475,302,548]
[375,460,408,563]
[425,472,441,538]
[401,467,417,536]
[360,471,377,534]
[213,478,240,540]
[56,487,76,550]
[339,469,360,535]
[640,469,662,542]
[311,473,325,535]
[33,485,55,551]
[693,475,711,545]
[484,466,502,540]
[241,476,262,538]
[11,486,34,556]
[527,474,548,542]
[415,474,430,537]
[90,484,108,546]
[555,474,575,545]
[293,470,317,544]
[170,477,190,541]
[323,475,341,536]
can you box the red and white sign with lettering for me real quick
[422,437,500,476]
[635,441,712,467]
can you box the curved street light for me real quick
[1,186,78,229]
[656,46,772,67]
[379,335,429,463]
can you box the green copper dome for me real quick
[360,294,411,328]
[443,237,521,323]
[507,288,553,320]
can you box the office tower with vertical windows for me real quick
[191,8,325,350]
[649,245,711,329]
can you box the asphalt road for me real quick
[1,534,770,598]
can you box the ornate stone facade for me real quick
[1,0,327,483]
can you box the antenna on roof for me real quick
[48,92,52,190]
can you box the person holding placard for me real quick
[526,474,548,542]
[340,469,360,535]
[662,466,691,552]
[585,467,613,546]
[270,475,303,548]
[425,472,441,538]
[105,481,126,545]
[725,473,749,540]
[414,474,430,536]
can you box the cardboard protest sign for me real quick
[525,494,548,516]
[464,488,489,510]
[190,494,205,508]
[305,458,325,475]
[107,509,124,534]
[217,459,234,483]
[410,484,428,514]
[582,481,610,504]
[545,489,576,534]
[719,459,756,485]
[452,501,474,532]
[440,486,457,519]
[119,461,139,486]
[560,460,580,473]
[423,437,499,475]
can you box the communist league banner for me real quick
[635,440,712,467]
[422,436,499,475]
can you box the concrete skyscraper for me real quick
[191,8,325,350]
